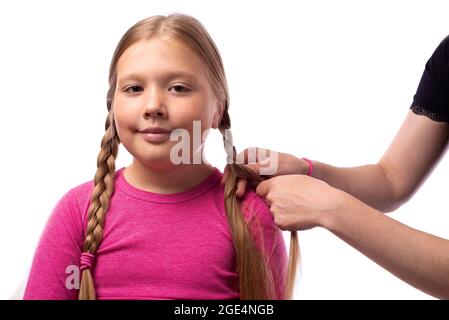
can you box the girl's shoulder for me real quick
[239,186,275,229]
[50,178,95,232]
[61,169,122,213]
[64,178,95,211]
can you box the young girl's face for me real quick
[113,37,222,169]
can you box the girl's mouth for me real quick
[137,126,172,143]
[139,132,171,143]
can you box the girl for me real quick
[23,13,299,300]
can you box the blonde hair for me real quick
[78,13,299,300]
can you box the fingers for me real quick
[221,166,248,198]
[256,179,270,198]
[222,147,275,197]
[236,179,247,198]
[242,162,260,173]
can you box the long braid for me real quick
[78,109,119,300]
[220,109,300,299]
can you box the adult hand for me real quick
[255,174,348,231]
[220,147,311,197]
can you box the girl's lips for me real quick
[139,132,171,143]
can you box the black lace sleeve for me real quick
[410,35,449,123]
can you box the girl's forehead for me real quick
[116,38,206,77]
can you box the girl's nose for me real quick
[143,89,167,119]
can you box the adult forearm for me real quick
[311,161,400,212]
[323,195,449,299]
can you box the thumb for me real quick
[256,180,270,198]
[243,162,260,174]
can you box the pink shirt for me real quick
[23,167,288,300]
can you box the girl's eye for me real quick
[124,85,143,94]
[169,85,191,93]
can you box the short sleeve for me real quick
[410,35,449,123]
[241,193,289,300]
[23,189,85,300]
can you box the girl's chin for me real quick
[137,158,177,170]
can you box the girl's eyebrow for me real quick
[117,71,199,84]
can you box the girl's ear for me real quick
[212,100,225,129]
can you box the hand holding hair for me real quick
[220,147,312,197]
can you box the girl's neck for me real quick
[124,159,215,194]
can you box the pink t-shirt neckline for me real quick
[115,166,222,204]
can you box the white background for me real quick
[1,0,448,299]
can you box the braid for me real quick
[219,127,236,165]
[78,110,120,300]
[220,110,299,299]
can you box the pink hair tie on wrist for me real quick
[80,252,95,271]
[302,157,313,176]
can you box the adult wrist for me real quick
[302,157,314,176]
[322,189,359,231]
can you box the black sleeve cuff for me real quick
[410,103,449,123]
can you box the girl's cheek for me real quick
[114,114,135,140]
[176,102,209,122]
